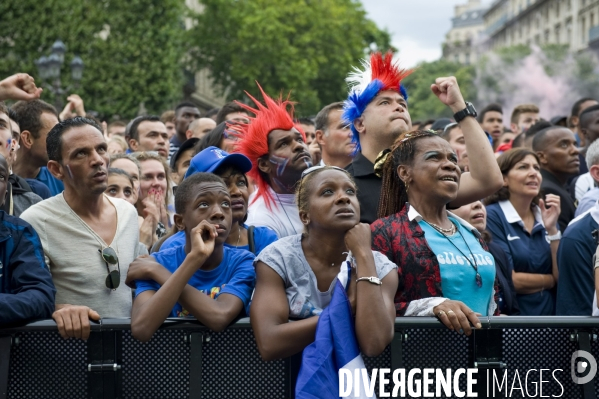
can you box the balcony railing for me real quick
[1,317,598,398]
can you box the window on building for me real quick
[556,1,560,17]
[465,53,470,65]
[544,29,550,43]
[582,17,587,43]
[555,25,561,43]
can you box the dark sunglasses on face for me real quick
[99,247,120,290]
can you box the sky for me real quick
[361,0,493,68]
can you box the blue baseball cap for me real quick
[184,146,252,179]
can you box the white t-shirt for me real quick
[246,187,303,238]
[20,194,146,317]
[256,234,397,318]
[575,172,594,202]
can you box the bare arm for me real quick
[451,114,503,206]
[130,253,208,342]
[250,262,319,361]
[130,221,217,342]
[348,224,397,357]
[512,271,554,294]
[429,77,502,207]
[177,285,245,333]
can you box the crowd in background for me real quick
[2,50,599,361]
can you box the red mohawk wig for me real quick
[234,83,305,210]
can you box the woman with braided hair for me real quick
[371,100,503,334]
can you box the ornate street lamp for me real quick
[35,40,85,110]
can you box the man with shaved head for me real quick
[533,126,580,231]
[186,117,216,140]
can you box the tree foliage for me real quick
[0,0,186,119]
[401,59,476,122]
[186,0,394,116]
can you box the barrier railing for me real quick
[1,317,598,398]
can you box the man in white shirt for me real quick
[234,84,312,238]
[21,117,144,340]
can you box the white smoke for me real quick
[474,45,599,120]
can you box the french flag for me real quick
[295,260,375,398]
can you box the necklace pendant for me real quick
[475,273,482,288]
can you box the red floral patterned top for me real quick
[371,204,499,316]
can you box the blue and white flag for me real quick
[295,259,375,399]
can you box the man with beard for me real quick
[235,84,312,238]
[343,51,502,223]
[21,117,145,340]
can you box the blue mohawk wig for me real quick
[342,51,413,152]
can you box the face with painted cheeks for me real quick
[259,127,312,192]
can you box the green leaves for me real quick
[186,0,391,116]
[402,59,476,122]
[0,0,185,119]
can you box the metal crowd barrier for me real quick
[1,317,598,399]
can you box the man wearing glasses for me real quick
[21,117,146,340]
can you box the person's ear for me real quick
[503,174,509,188]
[19,130,33,150]
[174,214,185,231]
[397,164,410,185]
[128,138,139,152]
[536,151,548,166]
[510,123,519,135]
[315,130,326,147]
[580,126,589,140]
[353,117,365,135]
[47,160,65,180]
[299,209,310,226]
[257,156,271,175]
[590,165,599,184]
[185,130,193,140]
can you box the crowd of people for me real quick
[1,50,599,359]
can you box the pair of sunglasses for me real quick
[99,247,120,290]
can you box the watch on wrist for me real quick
[546,231,561,242]
[453,101,477,123]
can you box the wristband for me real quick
[546,231,561,242]
[356,276,382,285]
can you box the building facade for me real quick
[443,0,489,64]
[483,0,599,53]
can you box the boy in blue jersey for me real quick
[128,173,255,342]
